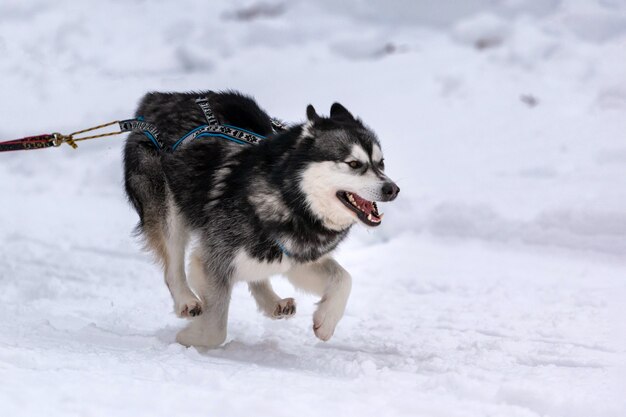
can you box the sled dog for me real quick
[123,91,399,347]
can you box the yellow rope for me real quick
[52,120,123,149]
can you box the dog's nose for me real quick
[381,182,400,201]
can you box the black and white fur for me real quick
[123,91,399,347]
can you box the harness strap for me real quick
[276,241,293,257]
[170,97,268,151]
[195,97,219,126]
[119,118,163,149]
[171,123,266,151]
[270,118,288,132]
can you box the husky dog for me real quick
[123,91,399,347]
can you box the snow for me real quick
[1,1,625,416]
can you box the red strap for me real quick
[0,134,56,152]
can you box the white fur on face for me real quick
[349,144,369,163]
[371,144,383,164]
[299,149,388,230]
[300,161,357,230]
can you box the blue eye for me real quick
[348,160,363,169]
[378,159,385,170]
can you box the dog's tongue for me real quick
[353,193,374,214]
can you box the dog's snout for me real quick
[381,182,400,201]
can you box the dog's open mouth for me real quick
[336,191,383,226]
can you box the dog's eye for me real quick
[347,160,363,169]
[378,159,385,170]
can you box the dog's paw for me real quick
[272,298,296,319]
[175,296,203,318]
[176,322,225,348]
[313,301,343,341]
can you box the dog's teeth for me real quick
[367,214,372,221]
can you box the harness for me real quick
[128,97,287,152]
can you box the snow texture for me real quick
[1,1,625,416]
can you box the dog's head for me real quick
[295,103,399,231]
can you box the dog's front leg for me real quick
[248,281,296,319]
[286,257,352,341]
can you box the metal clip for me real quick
[52,133,78,149]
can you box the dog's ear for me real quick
[306,105,321,122]
[330,102,355,121]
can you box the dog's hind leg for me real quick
[286,257,352,341]
[248,281,296,319]
[163,198,202,318]
[142,215,201,318]
[124,151,201,318]
[176,248,231,348]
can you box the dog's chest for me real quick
[232,249,292,282]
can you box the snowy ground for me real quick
[1,1,625,416]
